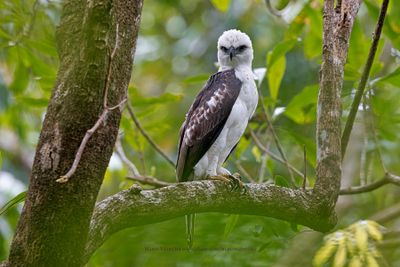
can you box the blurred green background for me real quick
[1,0,400,266]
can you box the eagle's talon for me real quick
[219,173,244,192]
[207,174,244,191]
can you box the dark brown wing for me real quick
[176,69,242,182]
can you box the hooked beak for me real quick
[228,46,236,61]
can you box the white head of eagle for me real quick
[176,29,258,182]
[217,29,254,70]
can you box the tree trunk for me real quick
[5,0,143,266]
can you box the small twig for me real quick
[126,175,172,188]
[302,145,307,190]
[360,95,369,185]
[265,0,282,18]
[57,110,109,183]
[249,128,303,179]
[115,135,172,188]
[339,172,400,195]
[234,160,255,183]
[258,153,268,183]
[57,24,122,183]
[341,0,389,158]
[367,90,387,173]
[126,103,175,167]
[115,137,140,177]
[104,24,120,108]
[257,88,295,183]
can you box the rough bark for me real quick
[83,181,336,263]
[6,0,143,266]
[313,0,360,214]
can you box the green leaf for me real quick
[251,146,261,162]
[17,96,49,107]
[371,67,400,88]
[267,56,286,101]
[290,222,299,232]
[267,39,297,68]
[235,137,250,158]
[0,28,12,40]
[289,132,316,167]
[266,39,296,101]
[210,0,231,13]
[274,175,290,188]
[9,63,29,94]
[285,84,318,124]
[131,92,184,107]
[273,0,290,10]
[303,5,323,59]
[0,191,27,216]
[257,242,271,252]
[223,214,240,239]
[252,225,263,237]
[183,74,209,84]
[347,19,369,72]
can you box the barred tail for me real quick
[185,213,195,249]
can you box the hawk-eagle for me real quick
[176,29,258,248]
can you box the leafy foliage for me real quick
[0,191,26,217]
[1,0,400,266]
[313,221,385,267]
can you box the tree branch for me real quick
[264,0,282,18]
[115,137,141,176]
[115,135,172,187]
[83,181,336,263]
[126,175,172,187]
[339,172,400,195]
[341,0,389,158]
[313,0,360,211]
[370,203,400,224]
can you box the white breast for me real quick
[234,67,258,118]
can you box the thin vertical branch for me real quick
[258,153,268,183]
[302,145,307,190]
[341,0,389,158]
[115,137,140,176]
[249,128,303,178]
[126,103,175,167]
[257,88,295,183]
[359,95,369,185]
[367,90,387,173]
